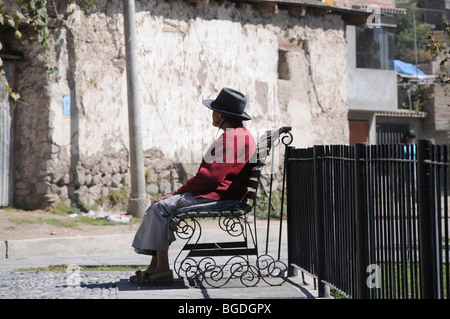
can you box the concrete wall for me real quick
[346,25,398,112]
[3,0,350,210]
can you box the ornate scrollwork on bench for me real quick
[172,212,288,287]
[170,127,292,288]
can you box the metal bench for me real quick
[170,126,293,287]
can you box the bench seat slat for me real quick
[187,248,258,257]
[182,241,248,250]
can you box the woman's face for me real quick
[212,111,223,128]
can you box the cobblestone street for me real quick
[0,268,318,300]
[0,271,128,299]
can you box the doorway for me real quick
[349,120,369,146]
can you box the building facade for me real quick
[0,0,370,210]
[341,0,449,146]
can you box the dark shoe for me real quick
[129,269,153,284]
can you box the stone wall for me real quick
[3,0,349,210]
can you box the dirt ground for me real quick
[0,209,139,240]
[0,208,222,241]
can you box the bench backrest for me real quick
[244,127,292,211]
[244,130,274,208]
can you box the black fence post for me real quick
[313,145,327,297]
[417,139,440,299]
[286,145,296,277]
[355,143,369,299]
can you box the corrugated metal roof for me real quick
[352,5,407,15]
[375,110,427,118]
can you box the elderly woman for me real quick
[130,88,257,285]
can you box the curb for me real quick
[2,224,287,260]
[2,234,135,260]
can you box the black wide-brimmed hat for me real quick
[202,88,252,121]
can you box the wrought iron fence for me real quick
[286,140,449,299]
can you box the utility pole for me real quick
[123,0,148,218]
[413,10,418,76]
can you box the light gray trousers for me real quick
[132,193,241,254]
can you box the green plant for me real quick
[425,22,450,100]
[395,1,434,64]
[254,189,287,219]
[77,201,98,212]
[9,215,79,228]
[49,200,71,216]
[49,200,89,215]
[0,0,96,95]
[9,211,140,228]
[399,83,435,112]
[145,169,151,181]
[0,0,56,79]
[108,185,130,206]
[156,176,161,188]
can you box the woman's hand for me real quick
[153,193,174,203]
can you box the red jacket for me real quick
[178,127,257,201]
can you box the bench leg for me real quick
[173,216,288,287]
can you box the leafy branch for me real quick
[0,0,54,99]
[425,21,450,99]
[0,0,95,99]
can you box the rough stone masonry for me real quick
[2,0,349,210]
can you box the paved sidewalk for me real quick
[0,224,324,300]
